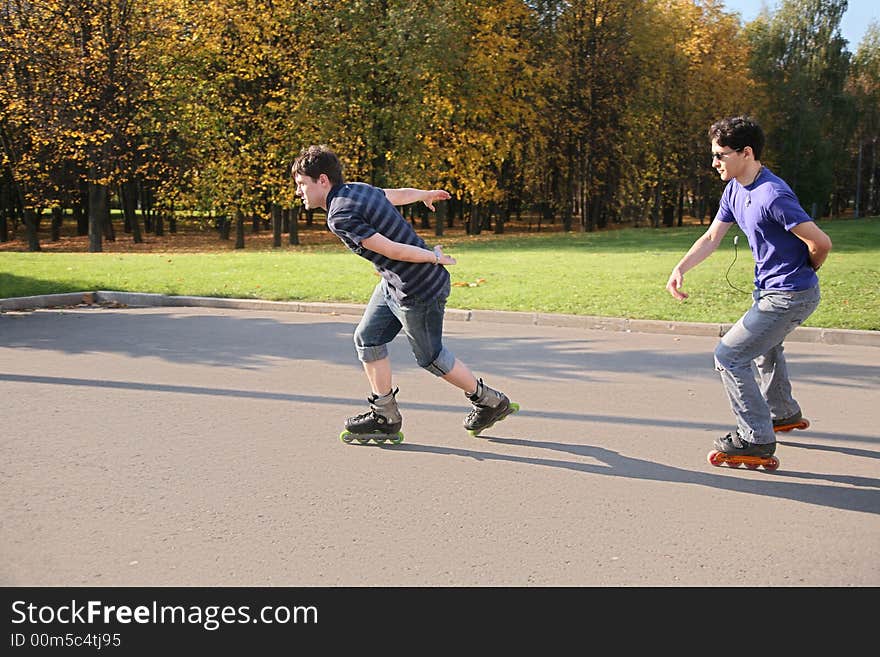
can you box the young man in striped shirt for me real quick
[291,145,517,442]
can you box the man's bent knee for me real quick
[714,340,751,372]
[418,346,455,376]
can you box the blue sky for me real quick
[722,0,878,49]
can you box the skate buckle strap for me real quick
[348,410,371,423]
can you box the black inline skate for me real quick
[464,379,520,437]
[340,388,404,445]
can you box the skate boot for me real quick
[707,431,779,471]
[463,379,519,437]
[340,388,404,445]
[773,411,810,433]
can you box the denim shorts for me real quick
[353,280,455,376]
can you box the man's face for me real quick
[711,138,746,182]
[294,172,330,210]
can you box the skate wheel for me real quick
[509,402,520,414]
[800,419,811,430]
[389,432,404,445]
[764,457,780,471]
[707,451,724,466]
[339,431,355,444]
[373,435,388,444]
[745,462,760,470]
[355,436,372,445]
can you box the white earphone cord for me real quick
[725,234,751,294]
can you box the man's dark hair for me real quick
[709,115,764,160]
[291,145,344,185]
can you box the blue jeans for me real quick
[353,280,455,376]
[713,286,820,444]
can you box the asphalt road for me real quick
[1,303,878,586]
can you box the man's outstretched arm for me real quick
[384,188,451,211]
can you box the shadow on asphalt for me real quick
[386,436,880,516]
[3,310,878,388]
[1,371,877,449]
[4,310,878,519]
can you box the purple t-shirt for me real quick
[714,167,818,291]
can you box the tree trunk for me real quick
[650,185,660,228]
[235,209,245,249]
[88,177,105,252]
[662,196,675,228]
[76,181,89,235]
[590,196,602,232]
[217,214,231,240]
[23,208,41,251]
[561,203,572,232]
[140,183,153,233]
[120,185,131,233]
[50,207,63,241]
[676,184,684,227]
[467,203,482,235]
[494,203,506,234]
[482,205,494,232]
[289,205,300,245]
[272,203,282,247]
[102,199,115,241]
[854,139,863,218]
[870,137,877,216]
[434,201,444,237]
[121,180,142,243]
[1,175,12,242]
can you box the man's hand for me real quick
[433,245,456,266]
[422,190,451,211]
[666,269,688,300]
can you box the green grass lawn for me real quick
[2,217,878,330]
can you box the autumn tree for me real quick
[2,0,876,255]
[0,0,70,251]
[414,0,543,234]
[746,0,851,217]
[534,0,643,231]
[848,23,880,217]
[55,1,161,251]
[617,0,756,228]
[157,0,305,248]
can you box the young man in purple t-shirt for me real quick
[291,145,517,443]
[666,116,832,460]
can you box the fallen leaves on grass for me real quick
[453,278,487,288]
